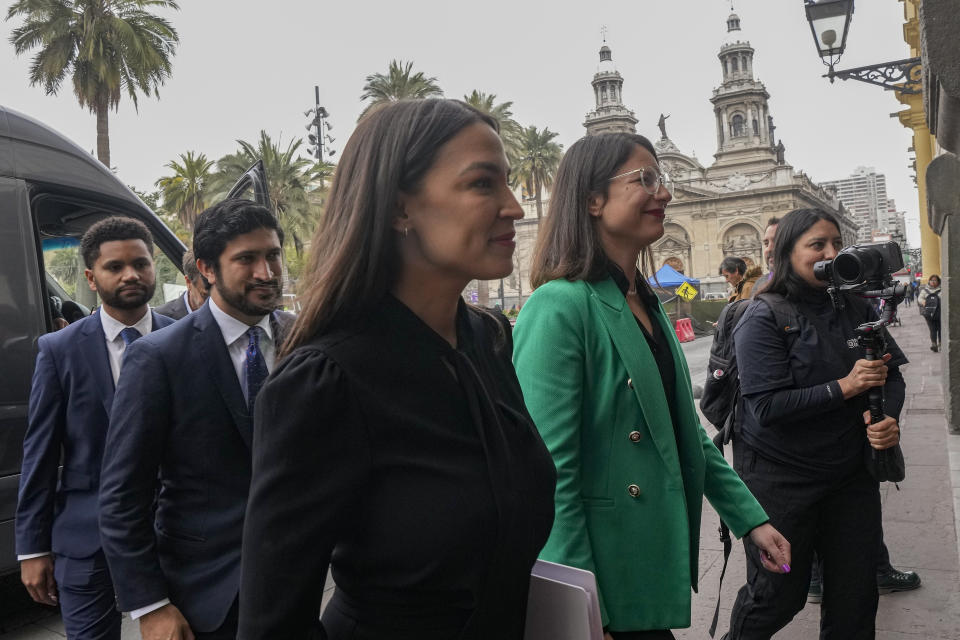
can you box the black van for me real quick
[0,105,269,574]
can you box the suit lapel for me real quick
[194,305,253,449]
[80,314,116,415]
[586,278,682,472]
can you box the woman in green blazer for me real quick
[513,133,791,638]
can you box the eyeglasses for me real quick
[608,166,672,195]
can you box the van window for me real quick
[33,196,184,320]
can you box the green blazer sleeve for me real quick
[512,283,610,624]
[698,425,768,538]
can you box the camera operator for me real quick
[724,209,907,640]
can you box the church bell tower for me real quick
[583,38,638,136]
[709,8,778,168]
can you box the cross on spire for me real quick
[600,25,608,42]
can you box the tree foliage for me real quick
[211,131,326,257]
[462,90,522,164]
[513,126,563,221]
[155,151,215,232]
[7,0,180,167]
[359,60,442,120]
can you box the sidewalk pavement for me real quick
[679,316,960,639]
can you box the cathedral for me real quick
[643,9,856,295]
[467,7,858,307]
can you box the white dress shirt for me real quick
[182,291,196,314]
[100,308,154,385]
[130,299,274,620]
[18,307,154,563]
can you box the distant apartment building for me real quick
[882,199,909,250]
[821,167,889,243]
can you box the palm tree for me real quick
[7,0,180,168]
[212,131,323,257]
[154,151,215,232]
[463,90,522,162]
[359,60,442,120]
[513,126,563,221]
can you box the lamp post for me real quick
[803,0,922,94]
[304,86,335,161]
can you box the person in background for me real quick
[724,208,907,639]
[237,99,556,640]
[918,274,942,352]
[720,257,746,302]
[100,200,293,640]
[155,249,209,320]
[16,217,173,640]
[513,132,790,639]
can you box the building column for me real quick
[898,92,942,276]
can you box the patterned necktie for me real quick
[119,327,142,346]
[245,326,269,414]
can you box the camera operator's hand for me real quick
[838,353,892,399]
[863,410,900,450]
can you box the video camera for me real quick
[813,241,906,483]
[813,241,904,289]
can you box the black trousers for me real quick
[727,445,881,640]
[925,315,941,345]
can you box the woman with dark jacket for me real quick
[725,208,907,639]
[918,274,942,351]
[512,132,790,639]
[237,99,556,640]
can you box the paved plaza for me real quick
[1,315,957,639]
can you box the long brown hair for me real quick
[529,133,660,289]
[281,99,498,356]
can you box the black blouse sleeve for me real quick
[239,348,371,640]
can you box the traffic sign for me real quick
[675,281,698,301]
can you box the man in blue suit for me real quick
[100,199,292,640]
[16,217,174,640]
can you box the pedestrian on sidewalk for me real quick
[237,99,556,640]
[514,132,790,640]
[724,208,907,640]
[16,218,173,640]
[918,275,942,352]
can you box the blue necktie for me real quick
[245,326,269,413]
[119,327,142,345]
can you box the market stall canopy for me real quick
[648,264,701,289]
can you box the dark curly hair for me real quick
[192,198,284,274]
[80,217,154,268]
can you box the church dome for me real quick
[722,8,749,46]
[598,45,616,73]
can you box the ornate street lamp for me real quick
[803,0,922,94]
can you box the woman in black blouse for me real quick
[237,99,557,640]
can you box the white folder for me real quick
[524,559,604,640]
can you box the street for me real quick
[1,320,956,639]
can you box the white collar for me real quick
[208,297,273,347]
[100,306,153,342]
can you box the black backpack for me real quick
[700,293,800,445]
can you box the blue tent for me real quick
[647,264,700,289]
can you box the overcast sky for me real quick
[1,0,922,245]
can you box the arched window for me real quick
[601,86,607,102]
[731,57,739,72]
[731,114,745,137]
[752,118,759,135]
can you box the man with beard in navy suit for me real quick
[100,199,293,640]
[16,217,174,640]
